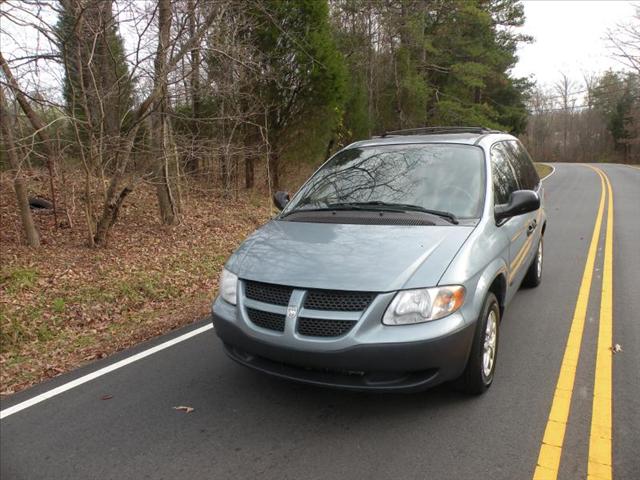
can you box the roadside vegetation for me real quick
[524,71,639,164]
[0,173,272,394]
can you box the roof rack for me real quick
[380,126,502,137]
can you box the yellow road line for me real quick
[587,167,614,480]
[533,167,606,480]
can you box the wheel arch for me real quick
[488,273,507,317]
[467,259,508,323]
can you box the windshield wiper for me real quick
[326,201,459,224]
[282,201,459,224]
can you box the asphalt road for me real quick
[1,163,638,480]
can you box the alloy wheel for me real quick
[482,310,498,379]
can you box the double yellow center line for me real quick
[533,166,614,480]
[588,168,614,480]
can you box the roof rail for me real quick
[381,126,502,137]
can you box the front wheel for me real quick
[522,237,543,288]
[456,292,500,395]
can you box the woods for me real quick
[523,70,639,163]
[2,0,532,248]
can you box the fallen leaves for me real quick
[0,170,273,395]
[173,406,194,413]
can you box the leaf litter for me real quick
[0,172,274,396]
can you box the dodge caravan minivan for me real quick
[212,127,546,394]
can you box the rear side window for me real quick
[490,143,519,205]
[506,141,540,190]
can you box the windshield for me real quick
[282,144,486,219]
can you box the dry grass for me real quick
[535,163,554,179]
[0,170,273,395]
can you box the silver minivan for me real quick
[212,127,546,394]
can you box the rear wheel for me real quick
[456,292,500,395]
[522,237,543,288]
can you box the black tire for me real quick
[28,197,53,210]
[456,292,500,395]
[522,237,543,288]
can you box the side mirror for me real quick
[273,191,290,211]
[495,190,540,223]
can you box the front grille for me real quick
[297,318,356,337]
[304,290,375,312]
[245,280,293,306]
[246,307,285,332]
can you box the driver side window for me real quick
[490,143,519,205]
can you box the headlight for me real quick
[219,268,238,305]
[382,286,465,325]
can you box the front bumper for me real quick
[212,295,476,391]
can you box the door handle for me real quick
[527,219,537,236]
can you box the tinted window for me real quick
[283,144,486,218]
[490,143,519,205]
[507,141,540,190]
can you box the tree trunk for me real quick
[0,88,40,247]
[92,133,137,247]
[152,0,179,225]
[245,154,254,189]
[366,3,374,136]
[94,183,132,247]
[155,126,180,225]
[268,150,280,191]
[325,137,335,159]
[220,154,229,190]
[186,0,200,173]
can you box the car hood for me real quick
[226,220,474,292]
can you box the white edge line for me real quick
[0,323,213,420]
[620,163,640,172]
[539,163,556,181]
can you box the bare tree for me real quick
[554,73,576,160]
[607,6,640,75]
[525,85,554,161]
[0,86,41,247]
[67,1,220,245]
[152,0,180,225]
[607,6,640,161]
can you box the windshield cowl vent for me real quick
[281,211,436,226]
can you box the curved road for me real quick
[1,163,639,480]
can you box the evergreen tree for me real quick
[333,0,531,137]
[251,0,347,187]
[56,0,133,141]
[427,0,531,132]
[593,71,639,158]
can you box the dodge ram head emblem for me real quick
[286,306,297,320]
